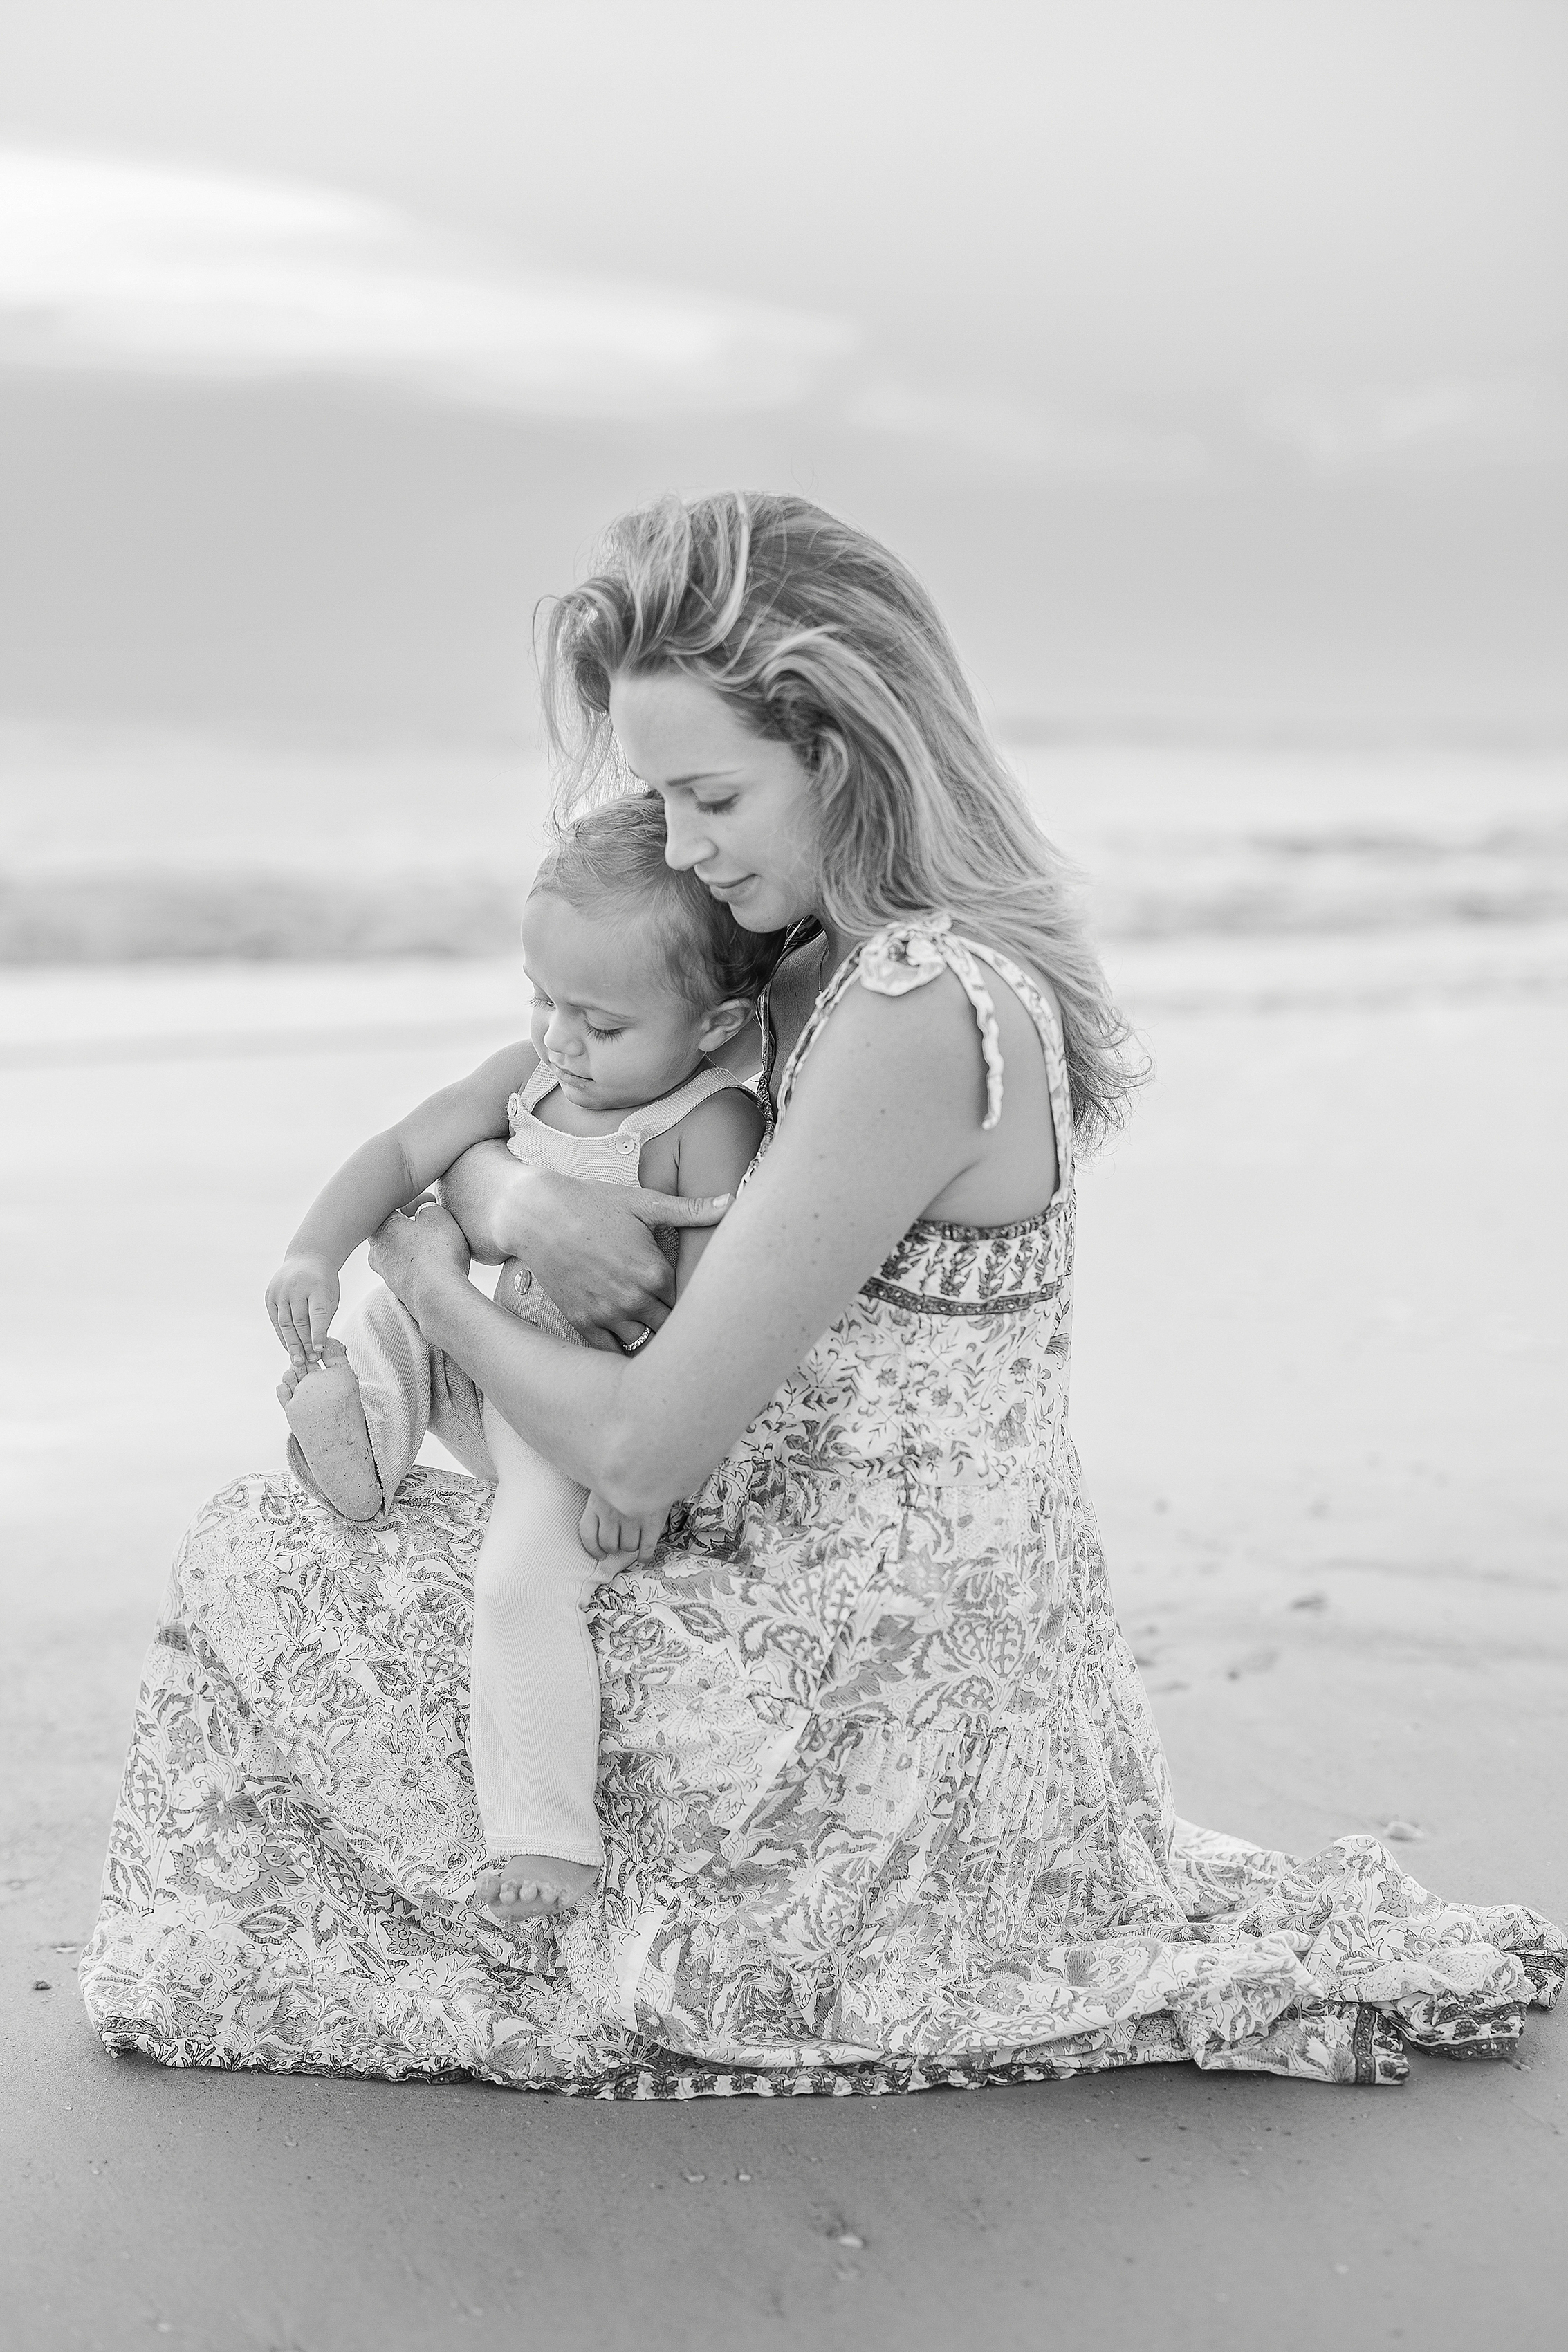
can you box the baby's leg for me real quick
[468,1396,608,1923]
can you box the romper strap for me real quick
[615,1061,754,1146]
[515,1060,560,1114]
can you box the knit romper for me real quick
[302,1056,750,1872]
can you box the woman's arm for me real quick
[377,966,1034,1511]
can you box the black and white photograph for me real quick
[2,4,1565,2346]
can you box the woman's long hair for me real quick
[539,490,1144,1150]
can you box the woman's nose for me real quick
[661,800,715,872]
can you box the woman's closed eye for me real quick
[694,796,736,817]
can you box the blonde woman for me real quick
[83,494,1562,2093]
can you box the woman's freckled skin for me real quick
[609,672,830,950]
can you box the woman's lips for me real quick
[705,874,754,901]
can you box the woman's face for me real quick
[609,670,821,936]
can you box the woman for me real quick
[82,494,1562,2093]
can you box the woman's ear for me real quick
[697,996,757,1052]
[811,728,851,798]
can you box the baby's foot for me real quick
[472,1854,600,1924]
[279,1336,385,1522]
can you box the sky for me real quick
[1,0,1564,744]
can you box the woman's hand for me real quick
[439,1143,732,1352]
[368,1201,472,1325]
[524,1181,731,1351]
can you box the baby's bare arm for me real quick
[266,1040,533,1368]
[671,1088,766,1292]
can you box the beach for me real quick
[2,737,1566,2347]
[4,1,1564,2330]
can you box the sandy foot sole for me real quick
[279,1336,385,1522]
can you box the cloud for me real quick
[1257,376,1567,472]
[845,379,1210,484]
[0,147,854,416]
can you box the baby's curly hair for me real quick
[530,793,786,1010]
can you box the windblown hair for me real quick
[539,491,1145,1148]
[531,794,785,1009]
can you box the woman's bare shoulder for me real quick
[793,957,1003,1108]
[784,947,1058,1219]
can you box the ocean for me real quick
[4,722,1565,990]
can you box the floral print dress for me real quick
[80,918,1563,2094]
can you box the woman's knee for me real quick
[163,1471,297,1619]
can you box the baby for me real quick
[265,798,775,1924]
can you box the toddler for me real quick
[265,798,775,1924]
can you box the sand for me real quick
[1,917,1565,2349]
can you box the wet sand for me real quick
[1,932,1565,2349]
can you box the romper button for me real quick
[513,1267,533,1296]
[620,1139,636,1153]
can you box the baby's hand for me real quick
[265,1253,340,1370]
[578,1491,667,1568]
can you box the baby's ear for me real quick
[698,995,756,1051]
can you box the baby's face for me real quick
[522,890,716,1112]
